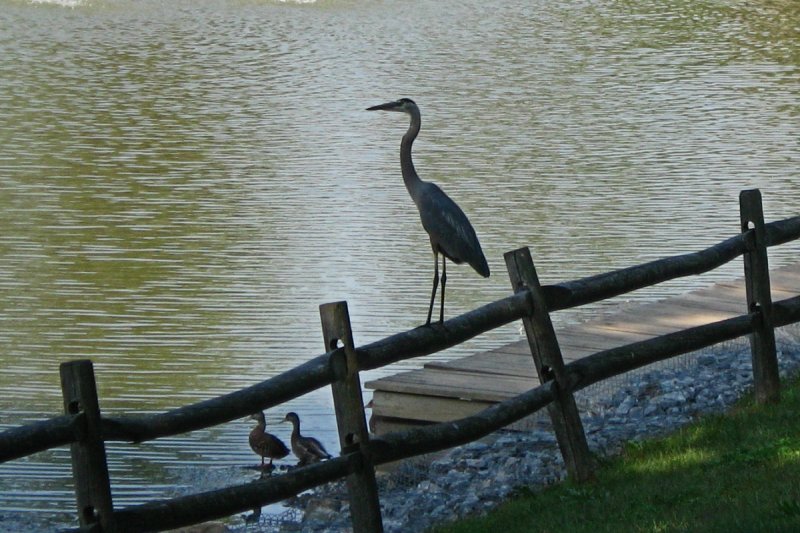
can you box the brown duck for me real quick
[283,411,332,465]
[248,411,289,468]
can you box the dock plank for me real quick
[365,368,534,402]
[371,390,494,423]
[425,353,537,379]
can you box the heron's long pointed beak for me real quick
[366,101,403,112]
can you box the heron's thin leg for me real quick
[439,255,447,323]
[426,252,439,326]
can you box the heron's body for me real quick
[283,412,332,466]
[412,180,489,275]
[248,411,289,468]
[368,98,489,324]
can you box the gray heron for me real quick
[367,98,490,325]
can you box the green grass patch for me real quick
[430,376,800,533]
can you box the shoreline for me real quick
[260,325,800,532]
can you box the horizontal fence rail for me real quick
[545,215,800,311]
[0,190,799,532]
[100,290,535,444]
[112,454,360,533]
[0,414,77,464]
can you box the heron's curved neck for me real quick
[400,109,423,195]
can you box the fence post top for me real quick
[59,359,94,370]
[503,246,533,261]
[740,188,762,201]
[320,301,349,312]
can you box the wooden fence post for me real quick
[60,360,117,532]
[505,248,594,482]
[320,302,383,533]
[740,189,780,404]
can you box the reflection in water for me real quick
[0,0,798,529]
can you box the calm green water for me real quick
[0,0,798,529]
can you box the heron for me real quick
[367,98,490,325]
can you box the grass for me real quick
[429,376,800,533]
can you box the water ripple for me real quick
[0,0,797,525]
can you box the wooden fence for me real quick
[1,189,800,532]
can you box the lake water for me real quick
[0,0,798,529]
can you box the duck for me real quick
[248,411,289,469]
[283,411,332,465]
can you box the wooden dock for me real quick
[365,262,800,434]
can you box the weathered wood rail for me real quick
[1,189,799,532]
[365,254,800,432]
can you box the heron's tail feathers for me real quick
[471,254,490,278]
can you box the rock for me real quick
[697,353,716,366]
[616,395,636,415]
[417,480,443,493]
[654,391,686,410]
[301,497,344,525]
